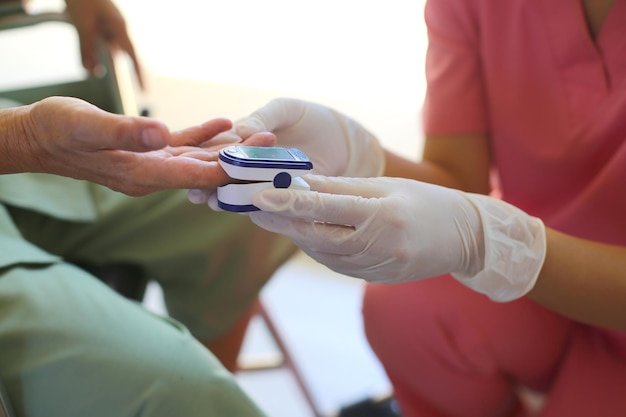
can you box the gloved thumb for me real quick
[235,117,267,139]
[235,98,308,138]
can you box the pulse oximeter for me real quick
[217,145,313,212]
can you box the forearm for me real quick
[0,104,37,174]
[383,149,471,191]
[528,228,626,330]
[383,131,492,193]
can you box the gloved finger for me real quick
[252,177,388,226]
[251,188,365,227]
[302,249,393,283]
[235,98,307,138]
[251,188,390,261]
[248,211,363,255]
[207,193,223,211]
[302,175,391,198]
[187,188,212,204]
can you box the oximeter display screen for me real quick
[241,147,296,160]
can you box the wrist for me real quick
[451,190,485,277]
[452,194,547,302]
[0,103,37,174]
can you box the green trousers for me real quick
[0,263,266,417]
[0,185,295,416]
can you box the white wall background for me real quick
[23,0,428,157]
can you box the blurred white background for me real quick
[3,1,428,415]
[119,0,426,155]
[22,0,428,156]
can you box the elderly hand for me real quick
[248,175,546,301]
[64,0,144,87]
[0,96,276,196]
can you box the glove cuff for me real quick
[452,193,547,302]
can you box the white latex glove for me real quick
[235,98,385,178]
[188,98,386,205]
[249,175,546,302]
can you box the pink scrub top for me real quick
[422,0,626,246]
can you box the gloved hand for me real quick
[248,175,546,302]
[235,98,385,178]
[188,98,386,205]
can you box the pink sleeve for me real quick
[422,0,487,135]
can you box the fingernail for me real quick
[142,127,166,148]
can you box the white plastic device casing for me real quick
[217,146,313,212]
[217,177,311,212]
